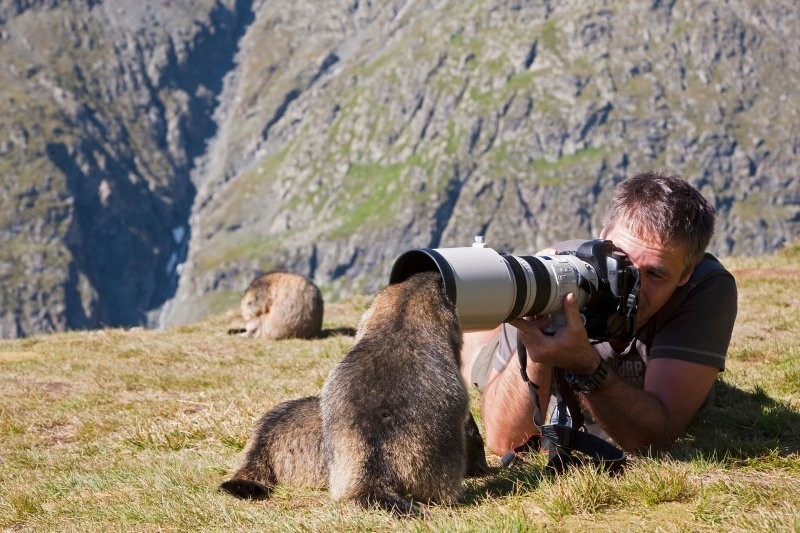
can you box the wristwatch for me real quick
[564,357,610,394]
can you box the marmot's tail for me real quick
[219,477,272,500]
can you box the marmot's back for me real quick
[321,271,470,514]
[241,272,323,340]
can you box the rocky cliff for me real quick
[2,0,798,337]
[0,0,252,336]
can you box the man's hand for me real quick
[510,292,599,375]
[511,294,721,452]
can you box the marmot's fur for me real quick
[220,396,327,499]
[221,272,488,512]
[320,271,477,515]
[240,271,323,340]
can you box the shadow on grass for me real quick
[460,462,549,504]
[225,326,356,338]
[319,327,357,338]
[672,379,800,460]
[455,380,800,507]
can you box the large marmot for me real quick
[320,271,477,515]
[220,272,488,513]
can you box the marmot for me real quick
[220,272,488,509]
[219,395,486,501]
[320,271,476,515]
[220,396,327,499]
[240,271,323,340]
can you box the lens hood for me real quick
[390,246,521,330]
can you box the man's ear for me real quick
[677,266,693,287]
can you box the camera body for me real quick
[389,237,640,342]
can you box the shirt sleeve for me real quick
[648,270,738,370]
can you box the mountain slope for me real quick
[0,0,252,337]
[165,0,800,325]
[1,0,798,336]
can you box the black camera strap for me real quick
[500,338,626,475]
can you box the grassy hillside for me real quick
[1,247,798,530]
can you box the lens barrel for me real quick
[390,245,590,330]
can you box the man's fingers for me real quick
[562,293,584,329]
[510,318,547,342]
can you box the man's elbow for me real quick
[483,422,514,457]
[619,429,679,454]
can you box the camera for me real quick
[389,237,640,342]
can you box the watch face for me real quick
[566,359,609,393]
[566,373,597,393]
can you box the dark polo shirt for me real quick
[597,253,737,390]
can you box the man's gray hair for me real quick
[601,171,716,268]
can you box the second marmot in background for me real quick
[240,271,323,340]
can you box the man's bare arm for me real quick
[481,354,553,456]
[582,358,718,450]
[511,293,718,452]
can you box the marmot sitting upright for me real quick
[320,271,477,515]
[240,271,323,340]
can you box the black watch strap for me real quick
[564,357,610,393]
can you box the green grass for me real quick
[1,248,798,530]
[326,160,411,239]
[532,146,606,185]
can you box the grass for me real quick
[1,247,799,531]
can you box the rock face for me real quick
[2,0,799,337]
[0,0,252,337]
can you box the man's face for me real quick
[602,222,692,328]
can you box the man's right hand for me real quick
[510,292,599,376]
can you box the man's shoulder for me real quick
[685,253,735,289]
[645,253,737,369]
[646,253,736,335]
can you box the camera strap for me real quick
[500,338,626,475]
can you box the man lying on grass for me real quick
[462,171,738,457]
